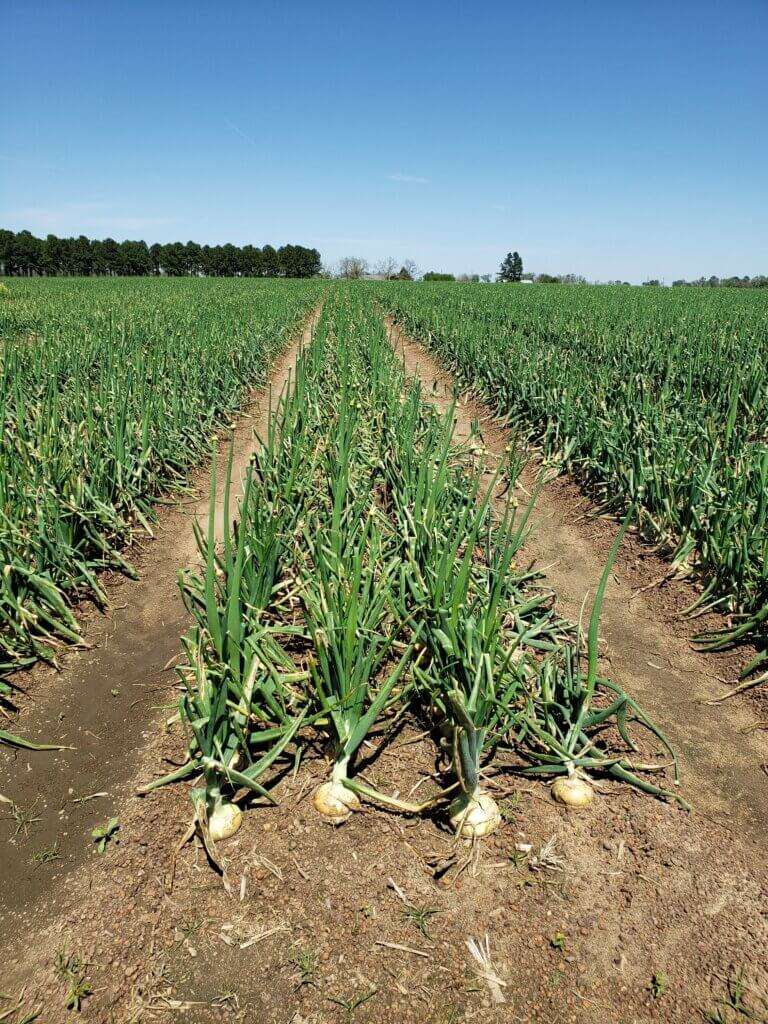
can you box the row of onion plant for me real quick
[0,277,321,713]
[141,285,684,849]
[376,280,768,692]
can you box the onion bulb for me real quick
[313,780,361,824]
[449,790,501,838]
[551,774,594,808]
[207,800,243,842]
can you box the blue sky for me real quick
[2,0,766,281]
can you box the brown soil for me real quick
[1,310,767,1024]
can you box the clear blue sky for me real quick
[2,0,766,282]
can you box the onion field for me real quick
[0,278,319,706]
[3,277,767,1021]
[139,285,682,850]
[378,282,768,688]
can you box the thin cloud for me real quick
[388,172,430,185]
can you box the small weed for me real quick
[499,794,522,822]
[176,916,203,941]
[328,987,377,1023]
[31,838,61,867]
[651,972,668,999]
[91,817,119,853]
[432,1011,463,1024]
[293,947,320,988]
[7,799,42,839]
[550,932,567,952]
[54,948,92,1011]
[403,904,439,940]
[508,849,529,869]
[704,967,768,1022]
[0,988,42,1023]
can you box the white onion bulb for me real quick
[449,790,501,838]
[312,780,361,824]
[207,801,243,842]
[551,775,594,808]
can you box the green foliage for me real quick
[498,251,523,282]
[154,284,682,825]
[91,817,119,853]
[54,949,92,1011]
[377,280,768,673]
[0,227,321,277]
[0,278,320,692]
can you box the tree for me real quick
[183,241,203,276]
[149,243,162,275]
[40,234,61,275]
[337,257,369,279]
[423,272,455,281]
[374,257,398,279]
[70,235,93,276]
[305,248,322,277]
[498,251,523,282]
[512,252,523,280]
[0,229,16,275]
[261,245,279,277]
[241,245,263,276]
[0,227,323,278]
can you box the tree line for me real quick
[0,229,322,278]
[670,275,768,289]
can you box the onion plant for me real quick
[378,281,768,685]
[139,284,688,851]
[0,277,321,688]
[137,381,319,841]
[512,521,686,808]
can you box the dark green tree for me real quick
[149,243,162,275]
[0,228,322,278]
[497,250,523,282]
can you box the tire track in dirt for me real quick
[385,315,768,840]
[0,305,320,924]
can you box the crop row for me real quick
[140,285,682,848]
[0,277,321,701]
[376,282,768,687]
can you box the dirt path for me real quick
[0,306,319,927]
[386,316,768,839]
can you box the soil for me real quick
[0,310,766,1024]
